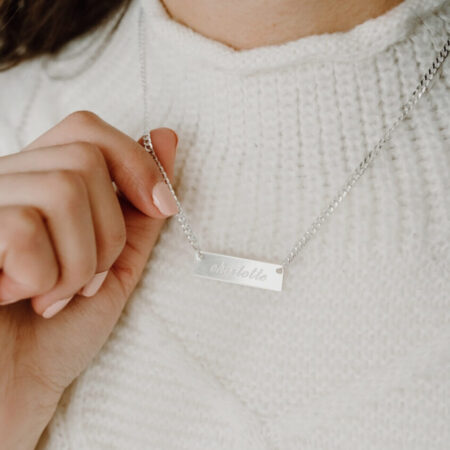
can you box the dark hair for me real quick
[0,0,129,70]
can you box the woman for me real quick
[0,0,449,448]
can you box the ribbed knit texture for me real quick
[1,0,450,448]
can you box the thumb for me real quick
[134,129,179,217]
[112,130,179,297]
[22,111,178,219]
[96,129,179,301]
[139,129,178,184]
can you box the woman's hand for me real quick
[0,111,179,449]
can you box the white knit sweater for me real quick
[1,0,450,448]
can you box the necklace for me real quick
[138,7,449,291]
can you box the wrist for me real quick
[0,373,61,450]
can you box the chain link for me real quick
[281,37,449,268]
[139,4,449,270]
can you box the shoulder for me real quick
[0,0,143,154]
[0,59,43,155]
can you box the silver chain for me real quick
[138,6,449,269]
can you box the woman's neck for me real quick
[160,0,403,50]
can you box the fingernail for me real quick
[152,181,178,216]
[42,295,73,319]
[78,270,108,297]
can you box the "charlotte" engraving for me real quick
[209,262,267,281]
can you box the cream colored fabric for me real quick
[1,0,449,448]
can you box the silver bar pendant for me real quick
[193,251,283,291]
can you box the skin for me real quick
[160,0,404,50]
[0,0,405,447]
[0,111,178,449]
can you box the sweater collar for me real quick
[140,0,448,74]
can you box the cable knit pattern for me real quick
[1,0,449,448]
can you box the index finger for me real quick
[23,110,178,218]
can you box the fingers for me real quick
[0,112,179,319]
[59,134,179,325]
[0,170,97,314]
[0,142,127,276]
[23,111,179,218]
[0,206,59,304]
